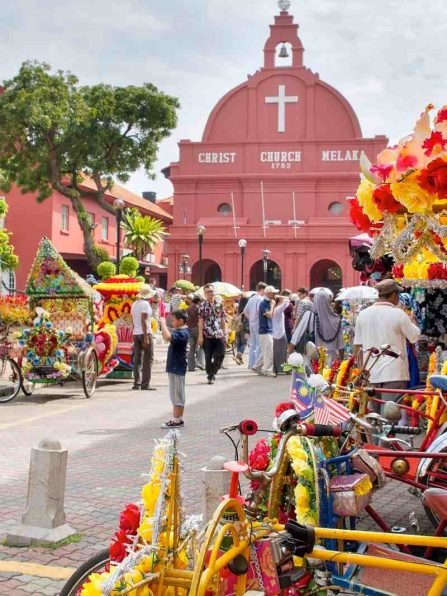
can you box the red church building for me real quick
[165,1,387,292]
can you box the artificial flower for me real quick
[307,374,326,388]
[390,175,435,213]
[356,175,382,222]
[141,481,161,515]
[370,162,393,182]
[274,402,297,418]
[248,438,271,471]
[423,131,447,157]
[287,353,304,368]
[349,198,373,234]
[419,158,447,198]
[110,529,131,562]
[137,516,154,542]
[372,185,402,214]
[80,571,113,595]
[119,503,141,534]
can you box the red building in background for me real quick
[165,2,387,292]
[6,181,172,292]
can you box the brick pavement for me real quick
[0,356,434,595]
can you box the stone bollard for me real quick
[201,455,230,522]
[6,438,77,547]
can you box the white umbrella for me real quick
[198,282,242,298]
[310,287,334,298]
[336,286,378,302]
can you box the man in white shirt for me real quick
[243,282,266,369]
[131,285,155,391]
[354,279,420,414]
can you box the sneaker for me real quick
[263,372,276,378]
[141,386,157,391]
[161,419,184,428]
[251,367,261,374]
[132,385,140,390]
[207,378,215,385]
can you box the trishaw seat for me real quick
[429,375,447,391]
[422,488,447,521]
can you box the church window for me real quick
[217,203,232,216]
[328,201,344,215]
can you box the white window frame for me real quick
[101,216,109,241]
[61,204,70,231]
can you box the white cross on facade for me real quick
[265,85,299,133]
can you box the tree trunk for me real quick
[69,195,101,271]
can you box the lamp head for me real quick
[197,224,206,236]
[262,248,271,259]
[238,239,247,249]
[113,198,125,211]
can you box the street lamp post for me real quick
[262,248,271,284]
[197,225,206,286]
[238,239,247,290]
[113,199,125,272]
[179,254,190,279]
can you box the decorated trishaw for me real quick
[13,238,99,399]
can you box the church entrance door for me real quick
[249,260,282,290]
[310,259,343,294]
[191,259,222,286]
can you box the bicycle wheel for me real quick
[81,349,98,398]
[60,549,110,596]
[0,358,22,403]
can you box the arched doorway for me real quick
[249,260,282,290]
[310,259,343,294]
[191,259,222,286]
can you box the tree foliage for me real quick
[122,208,167,261]
[0,61,179,269]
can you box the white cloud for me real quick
[1,0,447,198]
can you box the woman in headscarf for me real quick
[290,289,344,364]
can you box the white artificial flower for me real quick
[287,352,304,367]
[308,374,326,388]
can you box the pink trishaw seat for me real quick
[224,461,249,474]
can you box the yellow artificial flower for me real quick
[141,481,161,515]
[137,554,158,574]
[175,548,189,570]
[353,475,373,497]
[286,436,308,462]
[295,483,310,510]
[291,459,311,476]
[356,175,382,222]
[390,175,435,214]
[138,516,154,542]
[80,571,112,596]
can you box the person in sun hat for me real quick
[354,279,420,415]
[131,284,156,391]
[253,285,279,377]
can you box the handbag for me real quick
[296,312,315,354]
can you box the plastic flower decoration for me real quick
[282,352,305,374]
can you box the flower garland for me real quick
[0,296,30,326]
[94,276,143,301]
[16,318,72,381]
[80,432,188,596]
[286,436,318,526]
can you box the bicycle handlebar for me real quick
[299,423,341,438]
[388,425,421,436]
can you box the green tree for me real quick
[122,208,167,261]
[0,61,179,269]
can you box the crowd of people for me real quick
[130,279,355,428]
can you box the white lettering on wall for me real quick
[321,150,360,162]
[260,150,301,170]
[198,152,237,164]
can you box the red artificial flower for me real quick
[370,163,393,182]
[274,402,296,418]
[435,108,447,124]
[392,264,404,279]
[349,198,373,233]
[119,503,140,535]
[396,153,418,172]
[372,185,402,213]
[419,158,447,198]
[422,131,447,157]
[109,529,131,562]
[248,438,271,471]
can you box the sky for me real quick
[1,0,447,200]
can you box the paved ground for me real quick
[0,348,433,595]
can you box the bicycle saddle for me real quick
[422,488,447,521]
[429,375,447,392]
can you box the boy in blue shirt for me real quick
[159,310,189,428]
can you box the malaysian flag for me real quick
[292,372,351,425]
[290,372,314,419]
[314,391,351,425]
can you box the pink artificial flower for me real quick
[370,163,393,182]
[396,152,418,172]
